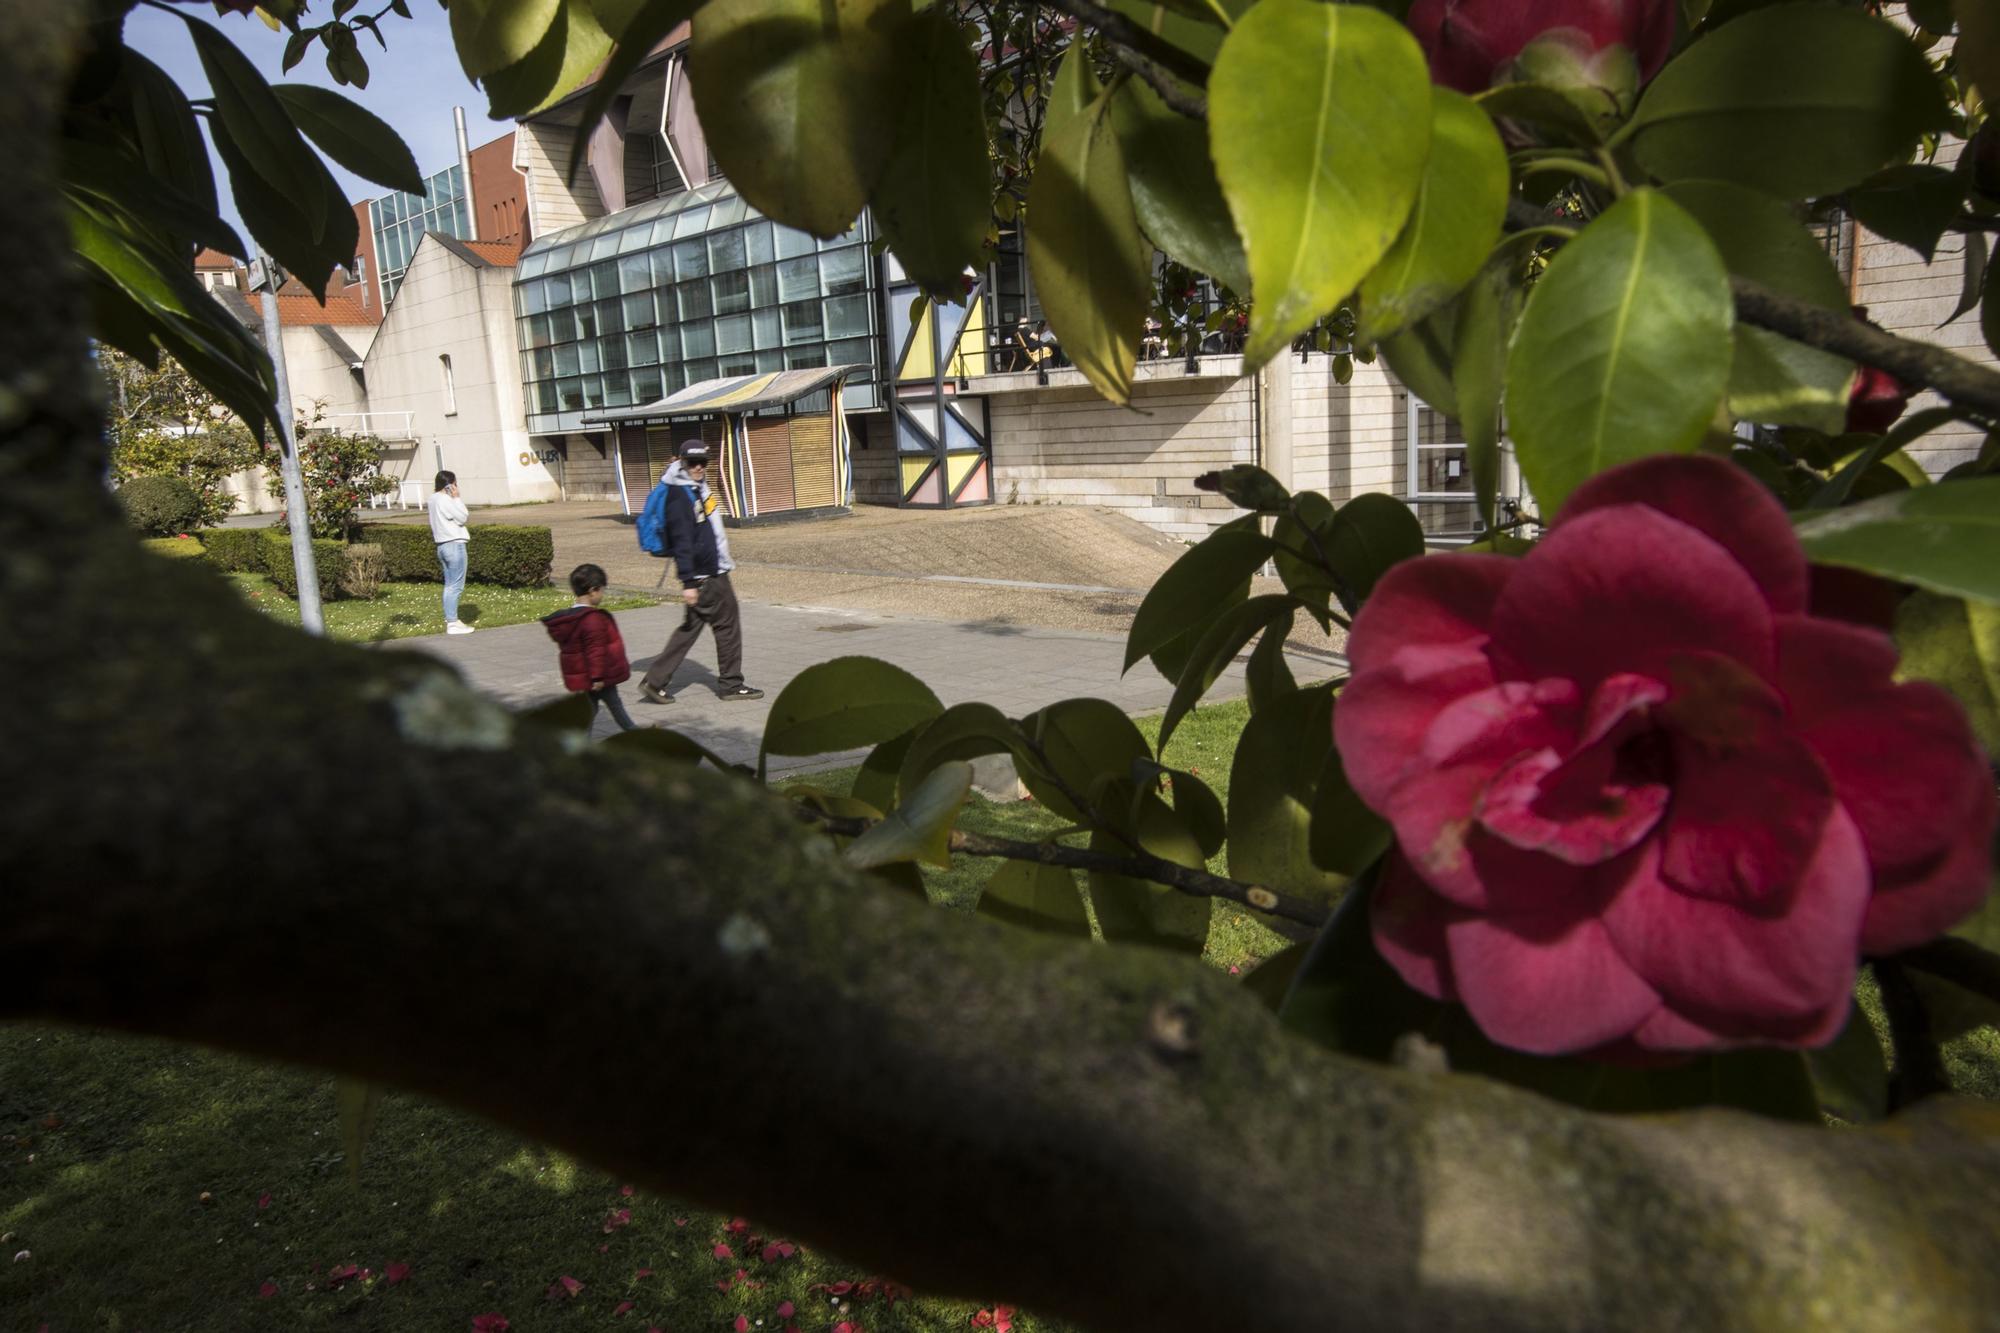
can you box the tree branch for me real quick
[1039,0,1211,118]
[791,804,1330,936]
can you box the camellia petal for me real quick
[1443,910,1663,1055]
[1657,731,1835,912]
[1344,552,1513,676]
[1371,855,1465,1000]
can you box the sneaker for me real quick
[637,682,674,705]
[446,621,476,635]
[718,685,764,701]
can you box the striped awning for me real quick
[584,364,870,424]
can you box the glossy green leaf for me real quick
[760,656,943,757]
[1377,302,1459,419]
[1106,0,1233,64]
[1626,5,1951,199]
[334,1079,384,1182]
[1806,998,1889,1123]
[1161,763,1226,860]
[851,728,917,813]
[844,761,972,870]
[1240,942,1308,1013]
[1474,81,1605,145]
[451,0,564,78]
[1846,164,1965,264]
[185,16,327,234]
[271,83,424,195]
[1025,50,1151,403]
[61,140,244,260]
[1308,735,1391,876]
[1452,257,1515,531]
[1124,526,1277,674]
[1113,80,1250,295]
[1360,89,1507,343]
[481,0,604,118]
[1507,189,1734,514]
[1016,698,1152,823]
[1194,463,1290,512]
[976,860,1091,938]
[1158,594,1296,750]
[1955,0,2000,111]
[1244,613,1298,713]
[690,0,906,237]
[1211,0,1432,369]
[207,114,358,302]
[1087,793,1211,954]
[565,0,703,175]
[1661,179,1852,434]
[1949,229,1989,329]
[1810,406,1958,508]
[1895,590,2000,756]
[1272,492,1338,623]
[1793,478,2000,604]
[120,53,219,217]
[1228,686,1345,904]
[897,701,1019,797]
[1325,492,1426,609]
[871,7,991,297]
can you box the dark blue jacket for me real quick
[664,481,719,589]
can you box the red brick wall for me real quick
[469,132,530,249]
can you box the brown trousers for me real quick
[641,572,744,693]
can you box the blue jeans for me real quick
[437,540,467,623]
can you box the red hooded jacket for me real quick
[541,605,632,691]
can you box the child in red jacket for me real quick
[541,563,636,733]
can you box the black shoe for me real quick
[718,685,764,701]
[638,682,674,705]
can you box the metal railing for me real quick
[316,411,418,441]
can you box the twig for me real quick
[1875,959,1952,1108]
[1040,0,1211,119]
[791,803,1331,935]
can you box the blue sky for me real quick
[124,3,499,242]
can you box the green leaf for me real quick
[334,1079,384,1183]
[1810,406,1958,508]
[1161,762,1227,859]
[1193,463,1290,512]
[1087,792,1211,954]
[1159,594,1297,750]
[1660,179,1853,434]
[1124,526,1277,674]
[452,0,564,78]
[1112,80,1251,295]
[1985,248,2000,361]
[1025,50,1151,403]
[1805,1001,1889,1123]
[1240,941,1308,1013]
[1625,4,1951,199]
[851,727,917,813]
[689,0,906,237]
[1210,0,1432,370]
[1955,0,2000,111]
[1506,189,1734,514]
[976,860,1091,937]
[1793,478,2000,604]
[122,52,219,217]
[870,7,993,297]
[61,139,245,260]
[208,114,358,302]
[601,725,736,770]
[1894,590,2000,756]
[1308,733,1392,876]
[897,701,1020,796]
[481,0,606,118]
[1452,257,1515,531]
[271,83,424,195]
[1377,302,1460,419]
[1016,698,1151,823]
[1359,89,1508,343]
[1325,491,1426,609]
[564,0,703,176]
[1949,229,1990,328]
[761,656,944,757]
[1227,686,1345,904]
[1106,0,1232,64]
[1846,164,1966,264]
[185,15,328,233]
[1473,81,1606,145]
[1244,613,1298,714]
[843,761,972,870]
[1272,492,1338,623]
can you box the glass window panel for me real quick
[774,225,815,259]
[744,222,774,266]
[598,298,625,336]
[627,330,660,366]
[781,299,822,344]
[650,247,676,288]
[592,260,621,299]
[715,312,752,354]
[589,232,622,261]
[602,336,629,371]
[576,305,600,340]
[632,365,663,403]
[671,204,712,238]
[534,346,556,378]
[824,293,870,339]
[678,280,713,320]
[847,381,877,410]
[554,343,581,376]
[777,256,819,302]
[684,358,718,385]
[819,218,864,249]
[546,272,572,306]
[549,244,578,271]
[604,372,635,407]
[521,280,548,316]
[754,348,783,372]
[620,252,651,292]
[681,321,716,358]
[752,308,781,349]
[579,340,601,374]
[674,238,708,281]
[558,376,585,411]
[708,196,747,228]
[583,374,606,408]
[528,313,552,348]
[828,336,874,368]
[534,380,559,412]
[785,345,828,369]
[820,246,866,295]
[618,225,651,254]
[718,353,757,377]
[663,364,688,394]
[659,327,682,363]
[749,264,778,307]
[707,228,747,273]
[519,250,547,279]
[711,270,751,315]
[624,291,656,330]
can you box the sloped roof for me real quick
[584,365,871,423]
[193,247,239,271]
[242,288,380,327]
[430,233,522,269]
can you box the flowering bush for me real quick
[267,429,397,541]
[1335,457,1996,1056]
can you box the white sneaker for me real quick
[446,621,476,635]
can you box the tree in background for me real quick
[264,406,396,540]
[100,346,265,529]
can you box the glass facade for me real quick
[370,164,470,305]
[514,182,880,436]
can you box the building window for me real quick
[440,354,457,416]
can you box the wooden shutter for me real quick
[788,413,837,510]
[744,416,795,513]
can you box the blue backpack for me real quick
[636,481,671,556]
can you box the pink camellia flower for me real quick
[1408,0,1675,98]
[1334,455,1995,1056]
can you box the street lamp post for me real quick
[255,253,325,636]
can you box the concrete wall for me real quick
[1292,355,1407,502]
[361,237,551,507]
[849,410,900,505]
[563,431,622,501]
[514,120,604,240]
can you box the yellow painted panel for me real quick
[899,456,933,493]
[945,451,980,495]
[958,299,988,377]
[899,302,935,382]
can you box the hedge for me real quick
[141,535,207,560]
[259,529,347,602]
[200,527,265,573]
[118,475,202,537]
[354,522,554,588]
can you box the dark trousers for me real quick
[589,685,637,732]
[642,572,744,693]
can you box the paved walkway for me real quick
[387,594,1344,778]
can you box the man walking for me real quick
[637,440,763,704]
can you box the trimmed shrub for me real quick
[467,524,554,588]
[141,535,206,560]
[118,475,202,537]
[200,527,266,573]
[259,528,345,603]
[338,542,386,600]
[354,523,436,581]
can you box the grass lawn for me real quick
[227,572,659,643]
